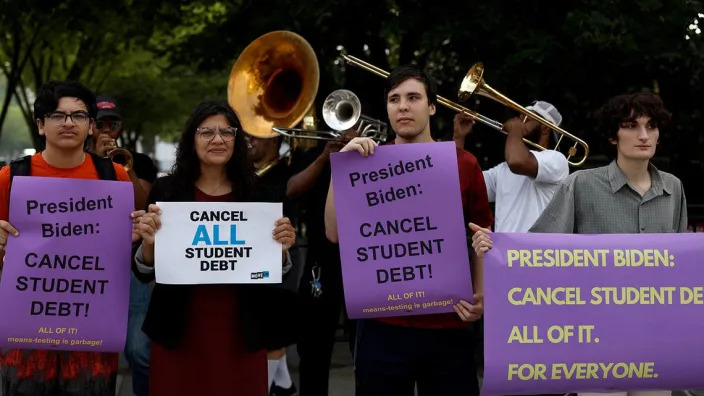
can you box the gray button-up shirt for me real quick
[529,160,687,234]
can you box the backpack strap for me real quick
[7,152,117,194]
[8,155,32,195]
[87,151,118,181]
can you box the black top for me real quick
[132,175,288,351]
[111,149,158,183]
[289,146,339,263]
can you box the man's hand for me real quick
[453,293,483,322]
[453,113,476,140]
[503,117,529,137]
[0,220,19,267]
[340,137,377,157]
[95,134,116,156]
[469,222,493,257]
[322,139,346,159]
[322,129,358,159]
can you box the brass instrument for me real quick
[228,30,319,139]
[228,31,388,147]
[104,139,133,172]
[255,154,283,177]
[273,89,389,143]
[340,54,590,167]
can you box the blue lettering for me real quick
[230,224,246,245]
[213,225,228,245]
[191,225,212,245]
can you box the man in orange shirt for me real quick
[0,80,137,396]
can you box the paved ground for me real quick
[2,352,702,396]
[114,341,356,396]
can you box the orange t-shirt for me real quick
[0,153,131,221]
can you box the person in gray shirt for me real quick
[470,92,685,396]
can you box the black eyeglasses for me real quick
[196,127,238,142]
[95,119,122,131]
[45,111,90,125]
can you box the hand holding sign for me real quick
[453,294,484,322]
[470,222,493,257]
[273,217,296,251]
[130,210,146,243]
[0,219,20,264]
[136,204,162,266]
[340,137,378,157]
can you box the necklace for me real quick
[198,179,228,196]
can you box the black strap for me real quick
[9,155,32,181]
[8,152,117,184]
[87,152,118,181]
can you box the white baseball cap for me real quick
[525,100,562,127]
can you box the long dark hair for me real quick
[172,100,255,200]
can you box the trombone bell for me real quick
[458,63,484,102]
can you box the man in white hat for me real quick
[453,100,568,232]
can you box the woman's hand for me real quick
[273,217,296,252]
[130,210,146,243]
[136,204,162,246]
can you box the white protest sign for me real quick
[154,202,283,284]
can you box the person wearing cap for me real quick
[453,100,569,233]
[89,96,156,210]
[89,95,156,396]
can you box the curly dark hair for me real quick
[597,92,671,158]
[171,100,255,200]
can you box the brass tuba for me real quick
[340,54,589,167]
[227,30,319,139]
[228,31,388,146]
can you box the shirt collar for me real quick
[607,160,672,195]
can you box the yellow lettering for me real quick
[680,287,704,304]
[507,287,586,306]
[507,250,519,267]
[507,364,547,380]
[549,362,656,380]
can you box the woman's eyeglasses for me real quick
[196,127,238,142]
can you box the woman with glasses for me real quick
[131,100,296,396]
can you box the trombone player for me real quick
[453,100,569,233]
[89,96,155,210]
[88,95,156,396]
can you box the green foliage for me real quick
[2,0,704,202]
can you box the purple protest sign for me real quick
[483,232,704,395]
[330,141,472,319]
[0,176,133,352]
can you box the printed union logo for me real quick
[250,271,270,280]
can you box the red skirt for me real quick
[150,285,267,396]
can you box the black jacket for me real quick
[132,175,288,351]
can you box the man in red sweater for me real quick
[324,65,493,396]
